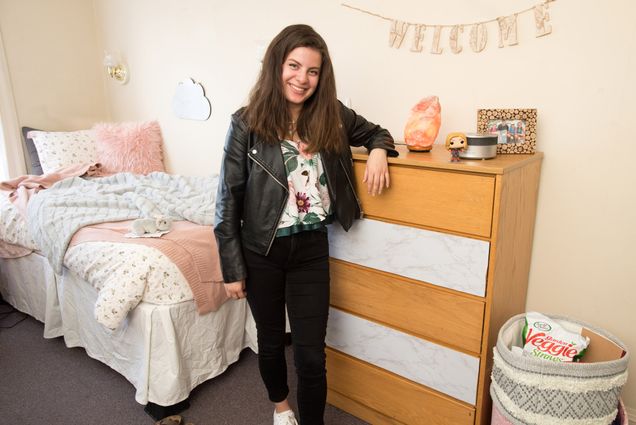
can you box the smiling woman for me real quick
[214,24,397,425]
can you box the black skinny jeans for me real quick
[243,230,330,425]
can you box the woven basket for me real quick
[490,313,629,425]
[491,399,629,425]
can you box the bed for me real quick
[0,123,257,418]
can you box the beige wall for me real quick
[1,0,634,416]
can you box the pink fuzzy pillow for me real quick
[93,121,165,175]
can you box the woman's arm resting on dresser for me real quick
[363,148,390,196]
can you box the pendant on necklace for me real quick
[288,121,297,141]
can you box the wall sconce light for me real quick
[103,51,128,84]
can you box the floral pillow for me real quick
[29,129,98,174]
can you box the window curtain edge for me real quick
[0,26,26,179]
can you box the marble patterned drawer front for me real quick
[326,307,480,405]
[328,219,490,296]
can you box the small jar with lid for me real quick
[459,133,498,159]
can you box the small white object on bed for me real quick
[129,215,173,237]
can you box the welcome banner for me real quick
[342,0,556,54]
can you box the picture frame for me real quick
[477,108,537,154]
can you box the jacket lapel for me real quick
[249,140,287,187]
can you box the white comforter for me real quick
[64,242,193,329]
[0,193,37,249]
[1,194,194,328]
[27,172,218,274]
[1,172,220,329]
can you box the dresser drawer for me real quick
[326,307,480,404]
[328,218,490,296]
[327,348,475,425]
[330,260,485,354]
[353,162,495,237]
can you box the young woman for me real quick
[214,24,397,425]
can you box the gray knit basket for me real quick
[490,313,629,425]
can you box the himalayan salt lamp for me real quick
[404,96,442,152]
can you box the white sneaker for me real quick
[273,409,298,425]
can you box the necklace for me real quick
[287,121,297,140]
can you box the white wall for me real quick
[1,0,634,416]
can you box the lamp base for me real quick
[406,146,433,152]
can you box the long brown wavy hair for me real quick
[242,24,344,154]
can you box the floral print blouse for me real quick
[276,139,331,237]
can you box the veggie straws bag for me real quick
[521,311,589,362]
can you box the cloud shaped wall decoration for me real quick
[172,78,211,121]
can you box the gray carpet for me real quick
[0,304,367,425]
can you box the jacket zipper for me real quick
[339,158,364,219]
[247,152,289,254]
[247,152,288,190]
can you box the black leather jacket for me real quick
[214,102,397,283]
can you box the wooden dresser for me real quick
[325,145,543,425]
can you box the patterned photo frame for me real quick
[477,109,537,154]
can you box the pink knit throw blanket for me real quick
[0,163,105,217]
[69,220,229,314]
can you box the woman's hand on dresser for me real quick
[363,148,390,196]
[225,280,247,299]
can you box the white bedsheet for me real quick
[0,253,257,405]
[0,253,62,337]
